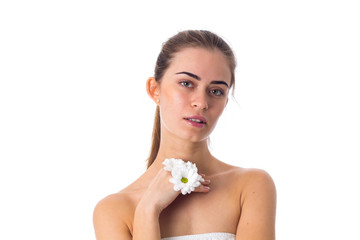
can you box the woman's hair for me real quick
[147,30,236,168]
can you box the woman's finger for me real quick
[202,179,211,186]
[194,184,211,193]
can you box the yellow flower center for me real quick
[181,177,188,183]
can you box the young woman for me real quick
[93,30,276,240]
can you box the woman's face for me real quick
[158,47,232,143]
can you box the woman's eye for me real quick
[180,81,193,88]
[210,89,224,96]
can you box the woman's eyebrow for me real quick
[176,71,229,88]
[176,71,200,80]
[211,81,229,88]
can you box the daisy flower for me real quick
[163,158,204,195]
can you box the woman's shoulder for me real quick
[215,161,273,179]
[231,166,276,204]
[215,162,275,194]
[218,159,269,174]
[93,192,133,223]
[93,188,142,239]
[94,183,144,215]
[235,166,274,182]
[95,191,134,209]
[93,185,144,234]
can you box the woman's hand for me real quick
[137,168,210,216]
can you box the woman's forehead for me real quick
[167,47,232,82]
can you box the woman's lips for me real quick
[184,115,207,128]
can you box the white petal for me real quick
[174,184,183,191]
[169,178,178,184]
[163,158,204,195]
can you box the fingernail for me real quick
[204,186,210,190]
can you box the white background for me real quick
[1,0,359,239]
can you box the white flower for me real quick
[162,158,185,172]
[163,158,204,195]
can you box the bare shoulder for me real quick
[218,163,275,186]
[218,165,276,204]
[234,167,276,199]
[232,168,277,239]
[238,168,275,186]
[93,191,136,240]
[94,192,135,222]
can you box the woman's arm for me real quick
[132,169,179,240]
[93,195,164,240]
[132,200,162,240]
[93,169,177,240]
[236,169,277,240]
[93,168,210,240]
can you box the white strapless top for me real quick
[161,232,235,240]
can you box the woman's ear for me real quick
[146,77,160,105]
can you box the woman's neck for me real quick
[150,135,215,175]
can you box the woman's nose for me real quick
[192,93,209,110]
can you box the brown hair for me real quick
[147,30,236,168]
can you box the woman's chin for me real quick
[180,132,210,143]
[162,123,213,143]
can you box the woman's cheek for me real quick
[160,90,185,119]
[166,90,188,108]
